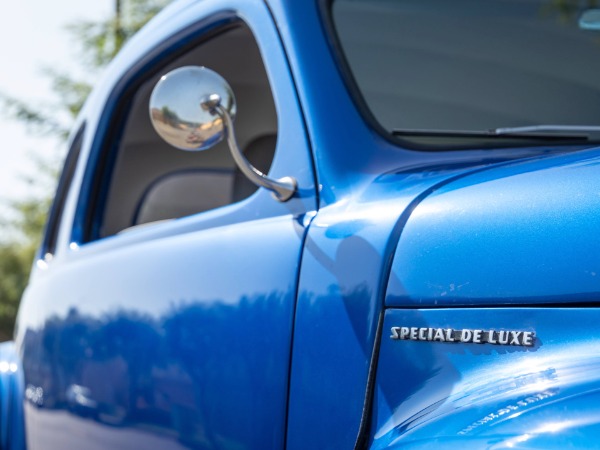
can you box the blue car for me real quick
[4,0,600,448]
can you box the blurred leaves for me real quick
[542,0,600,24]
[2,96,66,138]
[0,0,171,341]
[0,164,53,342]
[1,0,171,139]
[0,244,31,342]
[67,0,169,69]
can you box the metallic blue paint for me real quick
[0,342,24,450]
[19,217,307,449]
[271,1,596,446]
[9,0,600,449]
[372,308,600,449]
[387,147,600,307]
[287,162,508,449]
[17,1,315,448]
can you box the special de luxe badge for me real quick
[390,326,536,347]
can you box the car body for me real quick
[4,0,600,448]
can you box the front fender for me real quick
[370,308,600,449]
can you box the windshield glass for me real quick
[331,0,600,148]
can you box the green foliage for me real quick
[0,190,52,341]
[0,245,31,342]
[2,96,66,138]
[0,0,171,341]
[68,0,169,69]
[549,0,599,21]
[47,70,94,131]
[2,0,171,140]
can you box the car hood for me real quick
[386,146,600,307]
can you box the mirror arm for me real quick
[209,101,297,202]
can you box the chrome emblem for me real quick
[390,326,536,347]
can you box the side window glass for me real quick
[91,22,277,240]
[42,125,85,259]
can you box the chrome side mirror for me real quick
[149,66,296,202]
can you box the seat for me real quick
[133,169,234,225]
[133,134,277,226]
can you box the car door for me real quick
[16,1,316,449]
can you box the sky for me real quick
[0,1,112,217]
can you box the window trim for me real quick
[41,125,86,259]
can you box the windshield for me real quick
[330,0,600,148]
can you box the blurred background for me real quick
[0,0,171,341]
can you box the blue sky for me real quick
[0,1,111,215]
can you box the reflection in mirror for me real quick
[580,9,600,30]
[149,66,236,151]
[150,65,296,202]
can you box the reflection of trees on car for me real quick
[22,293,285,446]
[548,0,599,21]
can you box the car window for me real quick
[330,0,600,148]
[86,22,277,240]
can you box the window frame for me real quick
[72,13,241,244]
[70,3,316,249]
[41,125,86,260]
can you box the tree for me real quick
[3,0,171,140]
[0,193,52,341]
[0,0,172,341]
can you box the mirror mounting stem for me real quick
[202,95,297,202]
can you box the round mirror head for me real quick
[149,66,236,151]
